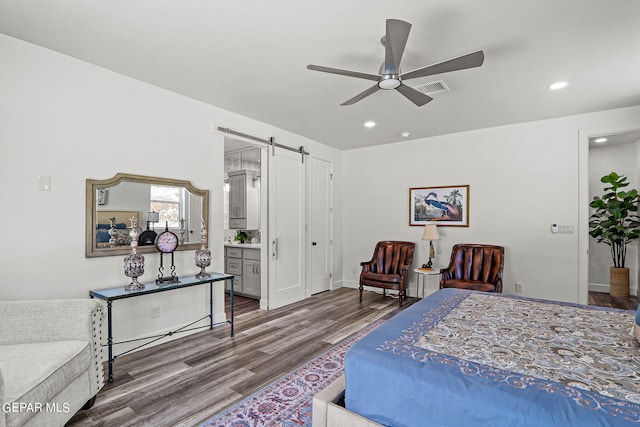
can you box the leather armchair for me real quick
[359,241,415,306]
[440,244,505,293]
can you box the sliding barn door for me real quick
[268,147,306,309]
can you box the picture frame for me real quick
[409,185,469,227]
[96,189,107,205]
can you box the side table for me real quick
[414,267,441,298]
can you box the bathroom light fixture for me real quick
[364,121,376,128]
[548,81,568,90]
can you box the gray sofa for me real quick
[0,299,104,427]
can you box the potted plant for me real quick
[234,230,248,244]
[589,172,640,297]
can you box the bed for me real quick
[95,210,139,248]
[343,288,640,426]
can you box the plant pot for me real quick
[610,267,630,298]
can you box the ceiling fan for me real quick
[307,19,484,107]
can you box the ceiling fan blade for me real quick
[307,64,380,82]
[384,19,411,75]
[395,83,433,107]
[341,84,380,106]
[400,50,485,80]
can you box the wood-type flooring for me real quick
[67,288,636,426]
[588,290,639,310]
[67,288,416,426]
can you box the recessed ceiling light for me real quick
[594,137,608,143]
[364,121,376,128]
[549,81,568,90]
[400,132,411,137]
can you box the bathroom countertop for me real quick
[224,242,261,249]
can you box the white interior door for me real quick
[310,158,332,295]
[268,147,306,309]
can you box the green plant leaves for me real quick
[589,172,640,268]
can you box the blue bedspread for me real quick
[344,288,640,426]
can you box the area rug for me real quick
[200,319,385,427]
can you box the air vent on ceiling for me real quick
[413,80,449,95]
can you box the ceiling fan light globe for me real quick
[378,76,401,90]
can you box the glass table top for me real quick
[90,272,234,301]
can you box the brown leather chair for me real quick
[440,244,504,293]
[359,241,415,306]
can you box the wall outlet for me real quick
[515,282,523,293]
[151,306,160,319]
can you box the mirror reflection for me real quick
[86,173,209,257]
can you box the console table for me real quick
[90,272,234,382]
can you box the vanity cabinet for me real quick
[228,170,259,230]
[225,246,261,299]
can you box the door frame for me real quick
[578,124,640,304]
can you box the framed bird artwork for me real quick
[410,185,469,227]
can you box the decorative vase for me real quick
[179,218,186,245]
[195,219,211,279]
[124,217,145,291]
[108,216,117,247]
[610,267,630,298]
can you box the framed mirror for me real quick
[86,173,209,257]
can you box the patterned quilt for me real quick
[414,294,640,404]
[345,289,640,426]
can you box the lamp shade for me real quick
[422,224,440,240]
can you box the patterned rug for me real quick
[200,320,384,427]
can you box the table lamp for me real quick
[421,224,440,269]
[147,211,159,231]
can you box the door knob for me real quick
[312,241,317,246]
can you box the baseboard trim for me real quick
[589,282,638,296]
[589,283,610,293]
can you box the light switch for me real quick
[38,175,51,191]
[551,224,574,234]
[558,225,574,234]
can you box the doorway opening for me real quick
[223,137,264,315]
[582,129,640,307]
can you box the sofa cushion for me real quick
[0,341,90,426]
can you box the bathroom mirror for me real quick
[86,173,209,257]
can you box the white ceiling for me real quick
[589,131,640,148]
[2,0,640,150]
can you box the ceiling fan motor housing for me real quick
[378,74,401,89]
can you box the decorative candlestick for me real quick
[124,217,145,291]
[179,218,186,245]
[108,217,117,247]
[195,218,211,279]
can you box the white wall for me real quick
[588,142,639,294]
[342,106,640,303]
[0,34,343,352]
